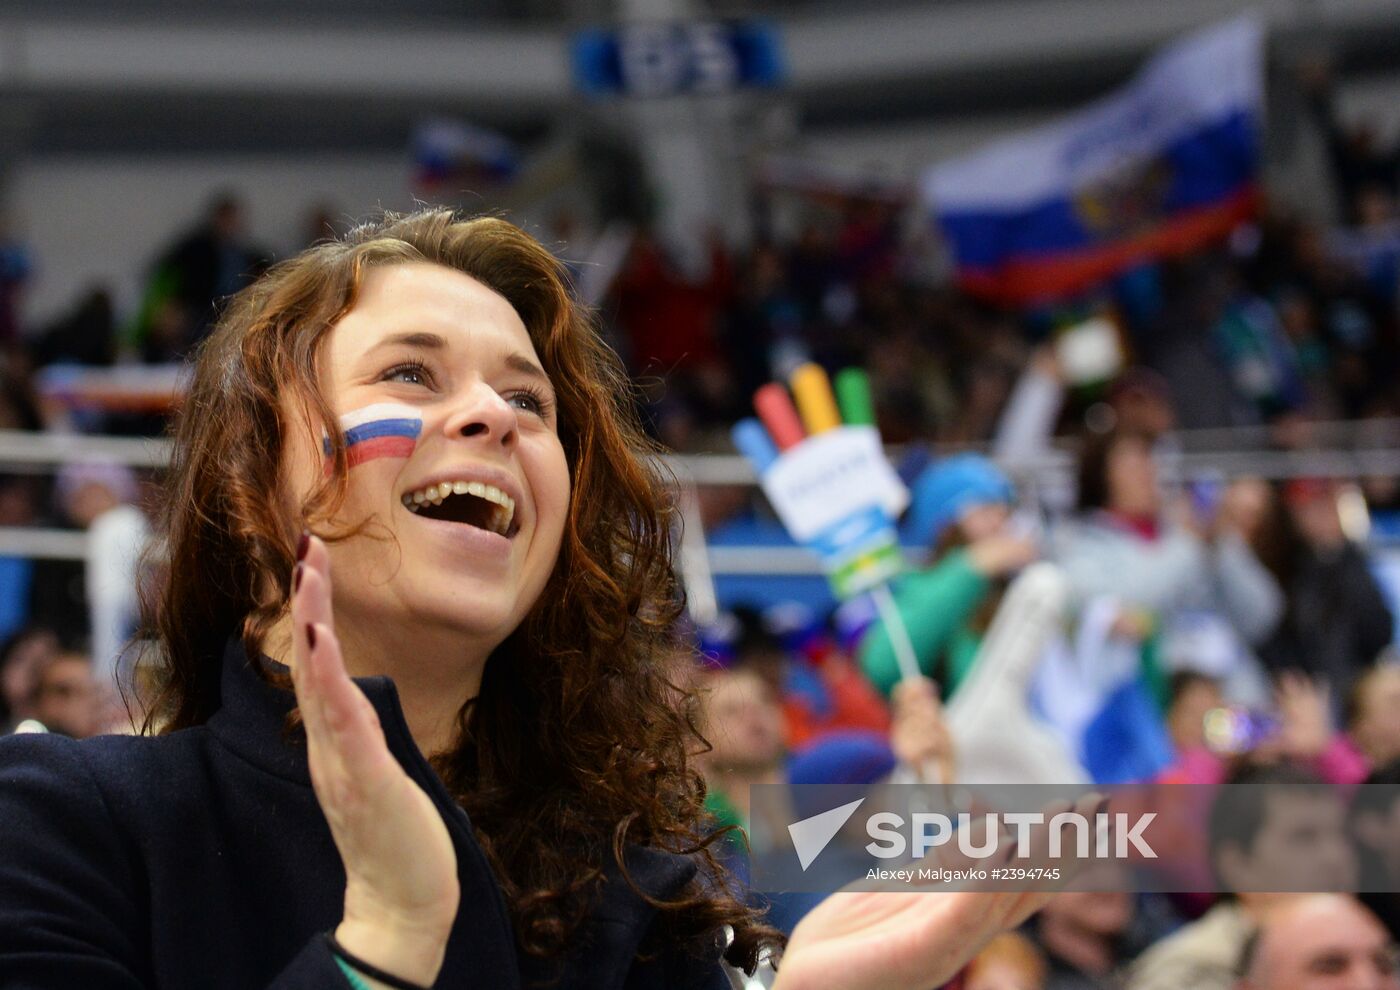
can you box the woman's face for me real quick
[285,262,570,653]
[959,502,1010,542]
[701,669,786,772]
[1106,437,1159,517]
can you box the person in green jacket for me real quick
[861,454,1038,699]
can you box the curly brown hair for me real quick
[134,209,780,975]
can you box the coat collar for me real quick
[206,635,419,787]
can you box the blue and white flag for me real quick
[1032,597,1174,785]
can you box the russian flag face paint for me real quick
[324,402,423,469]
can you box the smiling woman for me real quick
[0,209,1074,990]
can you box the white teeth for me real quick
[482,485,515,517]
[400,478,517,533]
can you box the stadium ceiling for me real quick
[0,0,1399,154]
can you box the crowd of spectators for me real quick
[607,178,1400,458]
[694,595,1400,987]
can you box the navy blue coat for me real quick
[0,638,733,989]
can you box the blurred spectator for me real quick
[0,466,97,648]
[963,932,1047,990]
[1300,58,1400,225]
[994,354,1179,481]
[1033,872,1171,990]
[1262,673,1372,784]
[697,650,898,836]
[1127,764,1357,990]
[1052,430,1282,705]
[1161,673,1369,787]
[610,229,734,445]
[1352,760,1400,942]
[1036,887,1131,989]
[722,608,890,751]
[125,193,271,360]
[1257,479,1394,697]
[1346,663,1400,770]
[1330,196,1400,314]
[720,242,797,406]
[26,649,103,739]
[1166,670,1225,754]
[699,662,788,839]
[32,287,117,367]
[695,654,897,933]
[1106,369,1178,442]
[1212,277,1309,421]
[0,360,43,431]
[1150,673,1369,914]
[55,462,150,688]
[1236,894,1398,990]
[0,627,59,732]
[861,455,1035,699]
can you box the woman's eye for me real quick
[382,362,432,387]
[508,391,545,415]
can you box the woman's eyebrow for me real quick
[505,353,552,391]
[368,331,446,352]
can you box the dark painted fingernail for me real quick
[296,530,310,561]
[293,562,304,593]
[305,623,316,649]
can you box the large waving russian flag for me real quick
[924,17,1264,307]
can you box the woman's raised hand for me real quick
[290,533,460,987]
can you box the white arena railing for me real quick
[4,425,1400,577]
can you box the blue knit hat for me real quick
[901,453,1014,547]
[787,731,898,787]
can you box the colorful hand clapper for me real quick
[732,364,908,600]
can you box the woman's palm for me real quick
[290,535,459,981]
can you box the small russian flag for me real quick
[324,403,423,468]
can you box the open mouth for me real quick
[401,481,518,537]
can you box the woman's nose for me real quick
[444,383,518,449]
